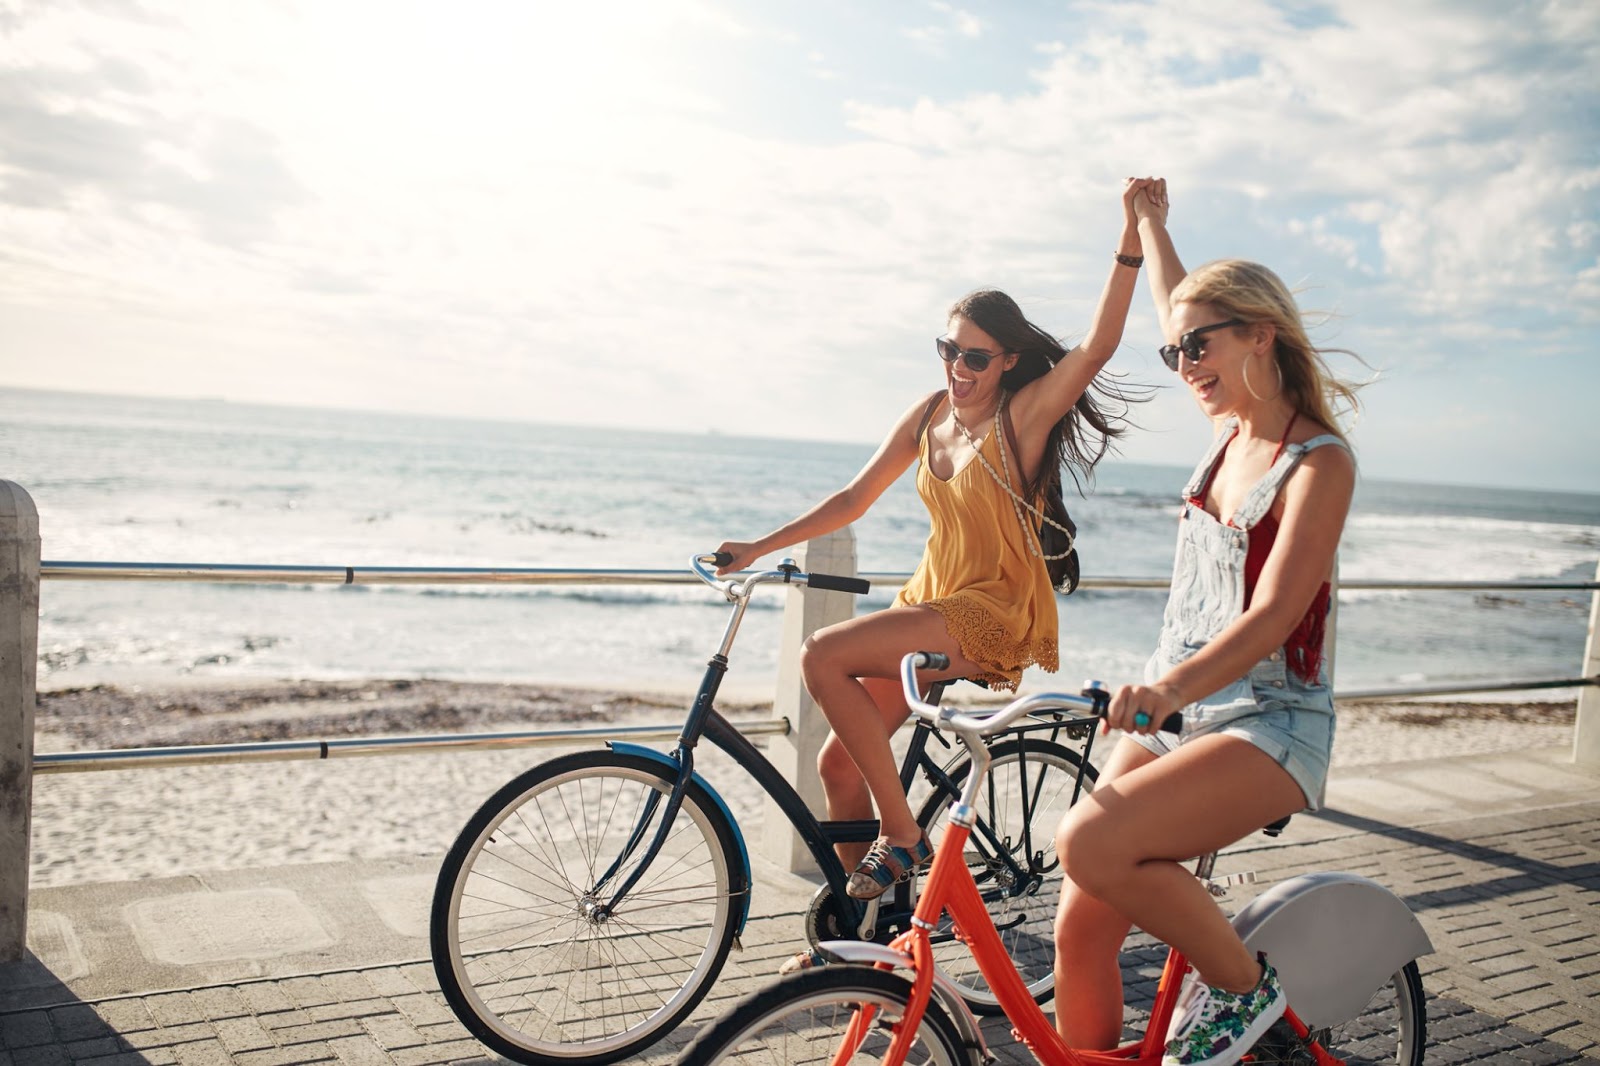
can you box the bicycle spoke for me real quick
[435,755,736,1060]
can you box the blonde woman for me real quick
[1053,181,1361,1066]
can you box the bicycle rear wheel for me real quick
[674,967,968,1066]
[914,736,1094,1013]
[1300,961,1426,1066]
[431,750,745,1065]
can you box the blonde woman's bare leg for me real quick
[1053,737,1159,1048]
[1056,734,1305,996]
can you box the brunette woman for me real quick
[716,179,1153,971]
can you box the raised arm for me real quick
[1008,179,1150,439]
[713,395,928,575]
[1134,178,1184,337]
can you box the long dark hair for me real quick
[948,289,1140,592]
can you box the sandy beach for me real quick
[26,679,1579,889]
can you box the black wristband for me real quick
[1114,252,1144,268]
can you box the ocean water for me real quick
[4,387,1597,700]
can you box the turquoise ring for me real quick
[1133,711,1151,729]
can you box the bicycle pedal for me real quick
[856,897,880,940]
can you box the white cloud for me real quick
[904,2,985,53]
[0,0,1596,489]
[851,0,1598,343]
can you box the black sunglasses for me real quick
[936,336,1002,373]
[1159,319,1244,371]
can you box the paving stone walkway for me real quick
[5,798,1597,1064]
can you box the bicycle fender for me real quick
[816,942,991,1060]
[609,742,753,934]
[1232,871,1433,1029]
[816,941,913,969]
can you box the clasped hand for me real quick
[1104,680,1183,735]
[1122,176,1168,227]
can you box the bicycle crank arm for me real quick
[856,896,881,940]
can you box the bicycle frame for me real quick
[855,805,1387,1065]
[871,814,1190,1065]
[597,646,1069,940]
[834,654,1353,1066]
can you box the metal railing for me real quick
[4,487,1599,958]
[26,559,1600,778]
[30,720,790,775]
[42,559,1600,595]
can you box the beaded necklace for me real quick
[950,399,1075,562]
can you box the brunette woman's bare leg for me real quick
[1052,737,1158,1048]
[816,676,910,869]
[800,605,985,847]
[1056,734,1305,998]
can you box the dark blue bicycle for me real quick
[431,553,1101,1065]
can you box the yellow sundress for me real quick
[892,407,1060,690]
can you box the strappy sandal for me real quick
[846,832,935,900]
[778,947,827,975]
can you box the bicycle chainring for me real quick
[1244,1018,1318,1064]
[801,884,851,948]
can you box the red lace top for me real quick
[1189,414,1330,684]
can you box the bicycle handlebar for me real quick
[898,651,1182,739]
[807,572,872,594]
[691,553,872,602]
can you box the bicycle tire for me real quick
[431,749,745,1066]
[914,736,1095,1013]
[674,967,969,1066]
[1292,960,1426,1066]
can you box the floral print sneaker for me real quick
[1162,955,1286,1066]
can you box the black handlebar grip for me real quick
[1117,707,1184,734]
[920,652,950,670]
[807,573,871,595]
[710,551,733,567]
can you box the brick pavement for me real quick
[4,797,1597,1064]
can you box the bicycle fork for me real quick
[585,746,700,922]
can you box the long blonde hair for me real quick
[1171,260,1363,448]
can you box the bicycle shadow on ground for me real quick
[1309,806,1599,912]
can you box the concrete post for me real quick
[1572,559,1600,767]
[0,481,41,962]
[759,527,858,874]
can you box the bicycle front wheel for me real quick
[674,968,969,1066]
[431,750,745,1066]
[915,736,1094,1013]
[1295,961,1426,1066]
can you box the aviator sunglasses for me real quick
[1159,319,1243,371]
[936,336,1002,373]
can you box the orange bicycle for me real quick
[676,652,1431,1065]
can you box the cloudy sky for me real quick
[2,0,1597,492]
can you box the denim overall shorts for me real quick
[1131,420,1347,810]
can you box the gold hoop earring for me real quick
[1242,354,1284,402]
